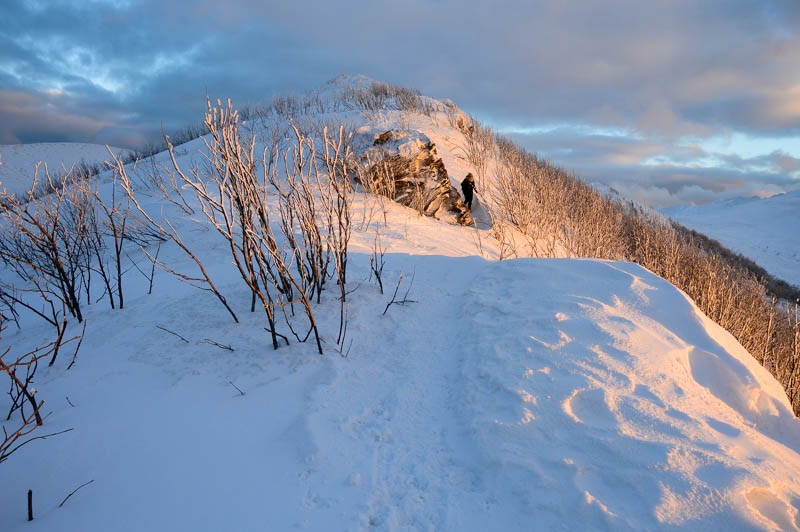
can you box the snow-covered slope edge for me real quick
[461,259,800,529]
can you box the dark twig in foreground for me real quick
[59,479,95,508]
[340,338,354,359]
[156,325,190,343]
[67,320,88,370]
[1,426,73,464]
[203,339,234,351]
[383,271,418,316]
[228,381,246,396]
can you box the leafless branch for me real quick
[156,325,190,343]
[383,272,418,315]
[58,479,95,508]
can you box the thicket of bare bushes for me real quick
[0,162,151,467]
[116,99,355,354]
[469,122,800,413]
[0,165,156,335]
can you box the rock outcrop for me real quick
[359,130,473,226]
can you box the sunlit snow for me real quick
[1,87,799,531]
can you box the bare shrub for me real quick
[1,317,79,465]
[452,117,494,191]
[152,99,355,354]
[0,169,89,323]
[0,157,157,336]
[315,124,354,345]
[369,232,386,294]
[336,81,442,118]
[271,126,331,305]
[383,271,417,315]
[113,149,240,325]
[79,165,150,310]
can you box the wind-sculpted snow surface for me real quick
[461,259,800,529]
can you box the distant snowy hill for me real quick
[662,191,800,288]
[0,142,128,198]
[2,81,800,530]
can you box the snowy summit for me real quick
[1,78,799,531]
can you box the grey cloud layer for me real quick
[1,0,798,203]
[507,128,800,205]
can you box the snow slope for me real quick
[662,191,800,288]
[0,142,128,198]
[2,92,800,530]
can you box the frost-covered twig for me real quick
[228,381,246,396]
[67,320,88,370]
[369,233,386,294]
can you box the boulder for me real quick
[359,129,473,226]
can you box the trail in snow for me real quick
[468,196,493,229]
[300,255,493,529]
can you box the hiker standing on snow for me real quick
[461,173,477,210]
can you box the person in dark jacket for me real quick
[461,173,477,210]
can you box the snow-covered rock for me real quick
[360,129,473,226]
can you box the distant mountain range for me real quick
[662,190,800,288]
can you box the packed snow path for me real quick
[304,256,492,529]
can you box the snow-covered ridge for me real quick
[2,82,800,530]
[662,191,800,288]
[0,142,128,199]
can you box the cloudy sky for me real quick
[1,0,799,205]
